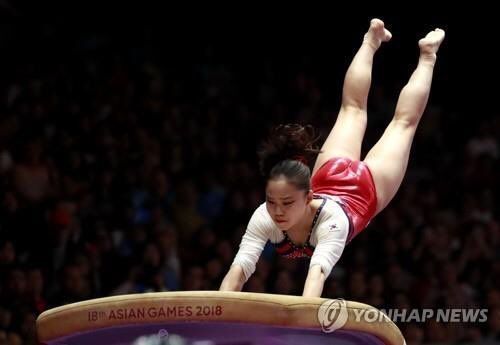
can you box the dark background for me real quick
[0,4,498,344]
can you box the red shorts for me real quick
[311,157,377,241]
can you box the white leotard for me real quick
[232,195,350,281]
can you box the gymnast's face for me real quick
[265,177,312,230]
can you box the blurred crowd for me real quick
[0,23,499,344]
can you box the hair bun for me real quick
[258,124,321,177]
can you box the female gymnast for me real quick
[220,19,445,297]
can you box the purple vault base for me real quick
[41,321,386,345]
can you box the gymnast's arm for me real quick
[303,264,327,297]
[303,215,349,297]
[220,264,246,291]
[220,204,271,292]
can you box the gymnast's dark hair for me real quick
[258,124,321,192]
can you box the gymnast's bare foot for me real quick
[363,18,392,50]
[418,28,445,61]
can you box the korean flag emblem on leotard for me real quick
[329,223,339,231]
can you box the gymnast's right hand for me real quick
[219,265,246,292]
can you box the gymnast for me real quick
[220,19,445,297]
